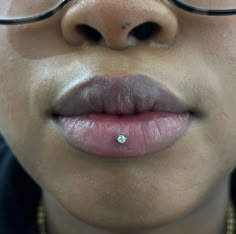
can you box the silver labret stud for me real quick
[117,134,128,144]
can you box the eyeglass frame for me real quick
[0,0,236,25]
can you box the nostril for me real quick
[129,22,161,41]
[75,24,103,42]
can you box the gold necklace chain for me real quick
[37,198,236,234]
[37,197,47,234]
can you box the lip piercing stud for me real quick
[117,134,128,144]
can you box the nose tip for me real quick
[61,0,178,50]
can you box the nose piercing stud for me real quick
[117,134,128,144]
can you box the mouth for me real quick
[50,74,197,158]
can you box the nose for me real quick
[61,0,178,50]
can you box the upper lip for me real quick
[51,74,194,117]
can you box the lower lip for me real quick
[55,112,192,158]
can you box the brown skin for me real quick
[0,0,235,233]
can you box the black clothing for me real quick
[0,134,41,234]
[0,133,236,234]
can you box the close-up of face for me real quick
[0,0,236,234]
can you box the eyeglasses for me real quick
[0,0,235,25]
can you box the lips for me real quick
[51,74,192,117]
[50,74,194,158]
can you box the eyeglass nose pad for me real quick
[61,0,178,50]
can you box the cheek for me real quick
[0,29,31,138]
[0,50,42,172]
[185,17,236,118]
[198,17,236,65]
[208,19,236,115]
[200,18,236,168]
[5,12,69,59]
